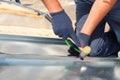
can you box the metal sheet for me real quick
[0,56,120,80]
[0,34,68,56]
[0,34,120,80]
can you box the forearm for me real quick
[41,0,63,13]
[81,0,117,36]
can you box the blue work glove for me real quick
[68,14,90,57]
[77,33,90,48]
[50,10,80,45]
[68,33,90,57]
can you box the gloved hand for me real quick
[50,10,79,45]
[68,33,90,57]
[68,14,90,57]
[77,33,90,48]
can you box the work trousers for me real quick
[75,0,120,56]
[15,0,20,3]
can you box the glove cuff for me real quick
[50,10,65,17]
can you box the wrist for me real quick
[42,0,63,13]
[50,10,65,17]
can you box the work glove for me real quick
[78,33,91,60]
[68,14,90,57]
[50,10,80,45]
[68,32,90,57]
[77,33,90,48]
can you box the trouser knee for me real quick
[89,31,120,57]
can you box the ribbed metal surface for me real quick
[0,34,120,80]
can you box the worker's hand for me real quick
[67,14,90,57]
[77,33,90,48]
[50,10,79,45]
[68,33,90,57]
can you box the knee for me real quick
[88,38,106,57]
[89,48,104,57]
